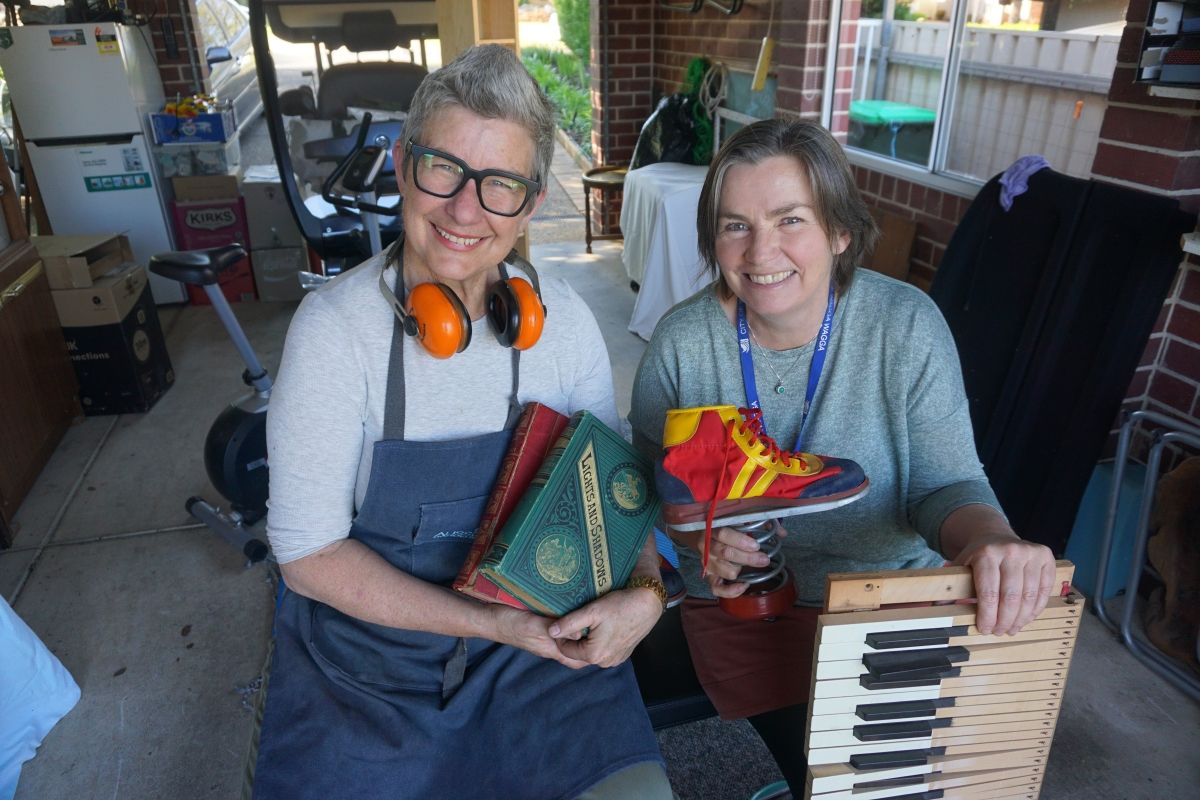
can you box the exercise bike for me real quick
[150,246,272,564]
[148,117,395,564]
[299,111,396,290]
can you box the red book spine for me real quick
[453,402,569,607]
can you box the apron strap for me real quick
[383,263,525,438]
[383,265,409,440]
[379,259,524,698]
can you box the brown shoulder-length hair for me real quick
[697,118,878,296]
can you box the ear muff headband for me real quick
[488,277,545,351]
[407,282,471,359]
[379,238,545,358]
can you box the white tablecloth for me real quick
[620,162,711,341]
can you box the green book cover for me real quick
[479,411,661,617]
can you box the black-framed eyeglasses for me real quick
[405,142,541,217]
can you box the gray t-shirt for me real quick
[629,268,1002,604]
[266,253,620,564]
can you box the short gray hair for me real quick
[402,44,555,206]
[697,118,878,295]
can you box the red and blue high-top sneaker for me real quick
[657,405,869,567]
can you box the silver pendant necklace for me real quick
[748,327,807,395]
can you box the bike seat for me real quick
[303,119,405,167]
[150,245,246,286]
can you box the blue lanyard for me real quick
[736,282,837,451]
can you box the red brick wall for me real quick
[589,0,654,235]
[853,168,972,290]
[148,0,211,101]
[1098,0,1200,450]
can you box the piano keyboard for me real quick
[804,562,1081,800]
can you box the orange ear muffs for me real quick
[406,282,471,359]
[488,277,545,351]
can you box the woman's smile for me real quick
[745,271,794,286]
[431,223,484,249]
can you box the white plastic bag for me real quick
[0,597,80,800]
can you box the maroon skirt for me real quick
[680,598,821,720]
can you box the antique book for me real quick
[479,411,661,616]
[453,402,569,608]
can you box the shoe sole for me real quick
[663,480,871,532]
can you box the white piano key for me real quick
[808,766,1044,800]
[808,749,1045,793]
[817,614,958,644]
[811,688,1061,716]
[813,677,1065,700]
[807,720,1051,749]
[807,738,1046,766]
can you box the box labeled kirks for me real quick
[170,176,256,304]
[51,263,174,416]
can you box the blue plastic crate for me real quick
[1065,461,1147,600]
[149,109,235,144]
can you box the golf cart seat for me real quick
[259,2,434,266]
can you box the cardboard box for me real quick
[154,139,240,178]
[251,247,308,302]
[32,233,133,289]
[149,108,236,144]
[242,165,305,250]
[172,175,239,202]
[170,197,257,304]
[52,263,174,415]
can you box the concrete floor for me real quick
[4,149,1199,800]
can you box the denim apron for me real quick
[253,285,662,800]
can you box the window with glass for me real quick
[828,0,1126,183]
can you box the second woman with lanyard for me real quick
[629,118,1056,795]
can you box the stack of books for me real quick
[453,403,661,616]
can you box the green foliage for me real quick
[552,0,591,63]
[861,0,921,20]
[522,46,592,159]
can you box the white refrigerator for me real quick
[0,22,185,303]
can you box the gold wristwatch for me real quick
[625,574,668,610]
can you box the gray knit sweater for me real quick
[629,268,1003,604]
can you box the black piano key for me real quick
[862,654,952,680]
[859,667,962,690]
[855,774,926,789]
[862,646,968,679]
[865,626,969,649]
[853,718,953,741]
[855,697,956,720]
[851,746,946,770]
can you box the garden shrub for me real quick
[522,46,592,160]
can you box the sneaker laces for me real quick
[700,407,801,573]
[737,407,799,469]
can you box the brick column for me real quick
[1099,0,1200,452]
[590,0,654,236]
[148,0,211,101]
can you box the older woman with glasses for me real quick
[252,45,671,800]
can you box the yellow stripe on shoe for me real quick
[663,405,740,447]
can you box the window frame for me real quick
[822,0,987,199]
